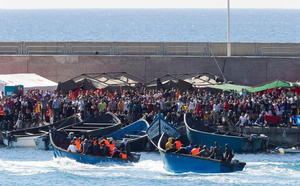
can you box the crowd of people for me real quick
[66,134,130,159]
[0,85,300,132]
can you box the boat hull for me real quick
[50,130,140,164]
[104,119,149,152]
[184,114,266,152]
[186,127,263,152]
[3,136,38,148]
[34,135,52,150]
[159,150,245,173]
[53,146,134,164]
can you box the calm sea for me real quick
[0,9,299,42]
[0,146,300,185]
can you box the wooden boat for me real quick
[101,119,150,152]
[157,133,246,173]
[269,147,300,154]
[146,114,182,148]
[184,113,269,152]
[56,112,121,138]
[2,116,81,148]
[146,114,246,173]
[50,129,141,164]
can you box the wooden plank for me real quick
[83,123,115,126]
[70,126,99,129]
[64,129,92,132]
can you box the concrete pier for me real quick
[218,126,300,147]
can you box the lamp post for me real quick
[227,0,231,57]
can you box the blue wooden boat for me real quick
[101,119,150,152]
[146,114,182,148]
[146,115,246,173]
[184,113,269,153]
[57,112,121,138]
[157,133,246,173]
[50,130,141,164]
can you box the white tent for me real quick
[0,73,58,93]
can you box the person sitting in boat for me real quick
[197,145,211,157]
[74,137,81,151]
[93,139,101,156]
[174,139,182,150]
[108,139,115,155]
[166,143,177,153]
[120,139,131,156]
[119,148,128,159]
[102,135,109,146]
[82,139,90,155]
[67,141,78,153]
[190,144,200,155]
[165,137,174,150]
[224,144,234,163]
[175,144,187,154]
[78,137,83,153]
[210,142,224,160]
[186,142,194,154]
[111,147,120,158]
[102,141,111,157]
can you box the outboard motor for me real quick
[6,131,13,148]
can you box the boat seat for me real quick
[25,132,35,135]
[70,126,98,129]
[83,123,115,126]
[64,129,92,132]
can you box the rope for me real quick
[208,44,226,81]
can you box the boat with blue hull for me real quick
[50,130,141,164]
[100,119,150,152]
[158,133,246,173]
[146,115,246,173]
[184,113,268,152]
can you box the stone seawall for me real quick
[0,55,299,85]
[218,126,300,147]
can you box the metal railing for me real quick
[0,42,299,57]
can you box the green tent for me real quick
[249,79,298,93]
[207,83,252,93]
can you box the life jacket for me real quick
[103,139,109,146]
[79,142,83,153]
[191,148,200,155]
[108,142,115,155]
[119,152,127,159]
[75,139,80,150]
[175,140,181,150]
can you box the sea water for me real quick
[0,146,300,185]
[0,9,299,42]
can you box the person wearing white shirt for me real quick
[177,99,184,111]
[67,142,78,153]
[213,101,221,125]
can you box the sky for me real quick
[1,0,300,9]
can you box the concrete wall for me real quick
[218,126,300,147]
[0,55,299,85]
